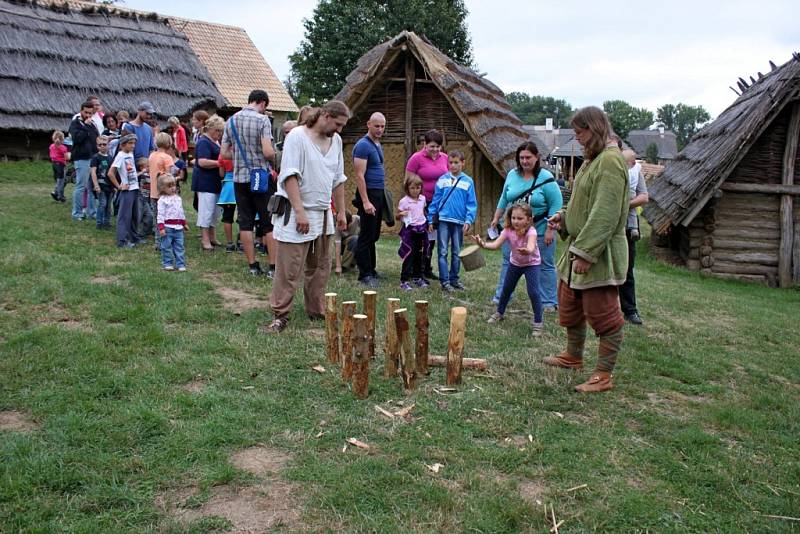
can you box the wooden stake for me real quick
[352,314,370,399]
[341,301,356,381]
[362,291,377,359]
[394,308,416,390]
[414,300,429,375]
[428,355,487,371]
[446,307,467,385]
[384,298,401,377]
[324,293,339,364]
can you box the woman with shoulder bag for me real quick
[490,142,562,310]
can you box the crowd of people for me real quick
[49,89,649,393]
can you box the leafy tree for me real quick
[289,0,473,103]
[656,103,711,150]
[602,100,653,140]
[506,93,574,127]
[645,142,659,164]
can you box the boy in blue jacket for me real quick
[427,150,478,291]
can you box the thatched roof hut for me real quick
[334,31,530,231]
[643,54,800,287]
[626,129,678,164]
[0,0,297,158]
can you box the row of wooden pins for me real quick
[324,291,468,399]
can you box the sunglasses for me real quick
[97,143,108,146]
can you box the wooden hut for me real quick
[333,31,530,232]
[643,54,800,287]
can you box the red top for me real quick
[218,154,234,173]
[173,126,188,153]
[49,143,68,164]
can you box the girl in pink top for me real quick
[397,175,430,290]
[49,130,69,202]
[473,204,544,335]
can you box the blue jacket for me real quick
[428,172,478,225]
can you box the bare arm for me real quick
[490,208,504,228]
[220,141,233,160]
[629,192,649,208]
[333,182,347,231]
[354,158,373,215]
[90,166,100,191]
[473,232,507,250]
[283,175,308,233]
[261,137,275,163]
[197,158,219,169]
[107,166,122,189]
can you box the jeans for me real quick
[96,189,113,228]
[116,189,140,246]
[494,233,558,308]
[160,227,186,268]
[355,188,384,280]
[436,221,463,286]
[52,162,66,199]
[71,159,95,219]
[497,263,543,323]
[619,230,638,315]
[137,195,154,237]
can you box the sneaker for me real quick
[413,278,429,288]
[360,276,380,289]
[255,243,267,254]
[58,196,66,203]
[487,312,503,324]
[532,322,544,336]
[163,265,174,271]
[544,306,558,313]
[177,266,187,272]
[264,316,289,333]
[249,263,264,276]
[441,283,455,292]
[625,312,643,325]
[266,269,275,280]
[491,297,500,305]
[451,281,466,291]
[399,281,414,291]
[225,243,236,253]
[50,192,58,201]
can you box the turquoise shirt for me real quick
[496,168,562,235]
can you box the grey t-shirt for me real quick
[627,163,648,229]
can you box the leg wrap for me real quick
[597,327,624,372]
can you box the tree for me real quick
[656,103,711,150]
[506,93,574,127]
[602,100,653,140]
[645,142,659,164]
[289,0,473,103]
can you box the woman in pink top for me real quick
[405,129,448,279]
[473,203,544,335]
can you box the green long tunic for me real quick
[556,147,629,289]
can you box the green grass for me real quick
[1,161,799,532]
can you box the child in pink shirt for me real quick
[49,130,69,202]
[473,203,543,335]
[397,175,430,290]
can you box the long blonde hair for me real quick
[570,106,613,161]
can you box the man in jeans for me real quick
[69,101,99,221]
[619,149,649,325]
[353,112,387,288]
[221,90,276,276]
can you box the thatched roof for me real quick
[626,129,678,160]
[644,54,800,234]
[0,0,226,132]
[334,31,528,176]
[551,138,584,158]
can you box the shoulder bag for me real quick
[229,117,271,194]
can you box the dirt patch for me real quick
[307,328,326,340]
[518,479,547,505]
[181,381,205,394]
[215,287,268,316]
[90,275,124,285]
[230,446,292,477]
[0,410,38,432]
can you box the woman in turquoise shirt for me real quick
[490,142,563,309]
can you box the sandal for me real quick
[264,316,289,333]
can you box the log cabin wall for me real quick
[339,53,499,234]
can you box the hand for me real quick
[120,184,129,191]
[183,225,189,232]
[94,186,100,193]
[427,224,434,233]
[159,229,166,237]
[363,201,376,216]
[573,257,591,274]
[398,210,408,218]
[295,209,310,234]
[544,228,555,246]
[489,219,499,229]
[336,211,347,232]
[471,234,483,246]
[517,247,530,255]
[463,223,471,234]
[547,212,562,231]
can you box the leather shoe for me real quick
[625,312,643,325]
[542,352,583,369]
[575,372,613,393]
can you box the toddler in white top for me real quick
[156,174,188,271]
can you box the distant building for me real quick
[626,128,678,164]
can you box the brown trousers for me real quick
[269,235,331,318]
[558,281,625,336]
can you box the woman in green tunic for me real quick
[544,106,629,393]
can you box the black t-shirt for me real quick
[90,153,114,190]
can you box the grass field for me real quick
[1,161,799,532]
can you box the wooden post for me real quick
[352,314,370,399]
[324,293,339,364]
[414,300,429,375]
[384,298,401,377]
[341,301,356,381]
[362,291,377,358]
[446,307,467,385]
[779,102,800,287]
[394,308,416,391]
[404,53,415,162]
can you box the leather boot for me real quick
[574,371,613,393]
[542,352,583,370]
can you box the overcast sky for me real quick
[129,0,798,119]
